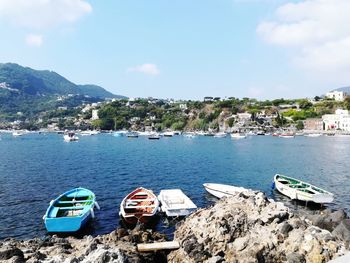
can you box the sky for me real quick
[1,0,350,100]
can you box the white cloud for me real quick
[127,64,160,76]
[0,0,92,29]
[25,34,43,47]
[257,0,350,82]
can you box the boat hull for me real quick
[44,188,97,233]
[158,189,197,217]
[203,183,249,199]
[120,187,159,225]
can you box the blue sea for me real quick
[0,133,349,240]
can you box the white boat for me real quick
[163,131,175,137]
[138,131,153,136]
[214,132,227,138]
[230,133,246,139]
[64,132,79,142]
[183,132,196,138]
[158,189,197,217]
[304,133,322,137]
[203,183,249,199]
[126,132,139,138]
[279,133,295,138]
[273,174,334,204]
[80,130,99,136]
[148,133,161,140]
[12,131,24,137]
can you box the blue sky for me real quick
[1,0,350,100]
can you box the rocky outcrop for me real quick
[168,191,347,263]
[1,190,349,263]
[0,228,168,263]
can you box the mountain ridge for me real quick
[0,63,125,99]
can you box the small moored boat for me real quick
[203,183,249,199]
[304,133,322,137]
[120,187,159,224]
[126,132,139,138]
[158,189,197,217]
[273,174,334,204]
[148,133,160,140]
[64,132,79,142]
[214,132,227,138]
[230,133,246,139]
[43,187,99,232]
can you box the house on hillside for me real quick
[326,90,348,101]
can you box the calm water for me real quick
[0,133,349,240]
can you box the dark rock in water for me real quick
[0,246,24,261]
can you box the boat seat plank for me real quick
[125,205,157,209]
[57,200,91,204]
[137,241,180,252]
[126,199,155,203]
[57,206,85,210]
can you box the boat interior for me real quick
[277,175,325,194]
[49,195,93,218]
[124,191,156,215]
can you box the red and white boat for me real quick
[120,187,159,225]
[279,133,295,138]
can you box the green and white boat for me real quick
[274,174,334,204]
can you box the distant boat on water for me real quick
[126,132,139,138]
[203,183,249,199]
[183,132,196,138]
[163,131,175,137]
[274,174,334,204]
[279,133,294,138]
[230,133,246,139]
[12,131,24,137]
[304,133,322,137]
[80,130,99,136]
[64,132,79,142]
[43,187,99,232]
[148,133,160,140]
[214,132,227,138]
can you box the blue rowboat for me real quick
[43,187,99,233]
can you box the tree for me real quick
[299,99,313,109]
[296,121,304,130]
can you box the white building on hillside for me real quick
[326,90,348,101]
[91,110,99,120]
[323,109,350,132]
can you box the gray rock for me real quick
[287,252,306,263]
[332,219,350,243]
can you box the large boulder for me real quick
[168,190,347,263]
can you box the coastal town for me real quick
[1,89,350,136]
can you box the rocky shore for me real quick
[1,190,350,263]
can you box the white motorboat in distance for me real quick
[203,183,249,199]
[64,132,79,142]
[214,132,227,138]
[274,174,334,204]
[230,133,246,139]
[304,133,322,137]
[158,189,197,217]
